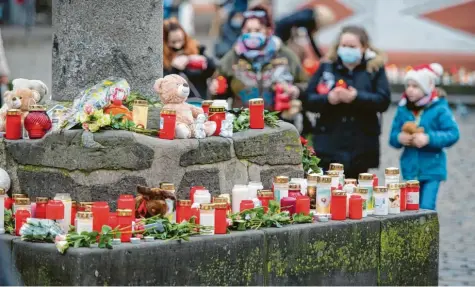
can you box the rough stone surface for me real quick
[378,210,439,286]
[147,106,162,130]
[4,130,155,171]
[52,0,163,101]
[180,137,232,167]
[265,218,381,286]
[259,166,305,189]
[177,168,220,199]
[0,235,21,285]
[233,123,302,166]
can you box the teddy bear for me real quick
[12,78,49,101]
[135,185,177,218]
[153,74,216,139]
[0,88,41,132]
[402,122,425,134]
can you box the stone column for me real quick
[52,0,163,101]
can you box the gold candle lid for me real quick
[307,173,320,182]
[133,100,148,106]
[399,182,407,188]
[249,98,264,105]
[218,194,231,204]
[326,170,340,177]
[213,197,228,204]
[7,109,21,115]
[359,173,374,181]
[214,202,228,209]
[36,197,49,203]
[406,180,420,187]
[329,163,344,171]
[387,183,400,190]
[79,202,94,207]
[332,190,347,196]
[317,175,332,184]
[200,203,214,210]
[201,100,214,106]
[15,198,30,205]
[257,190,273,198]
[160,182,175,191]
[12,193,28,199]
[209,106,225,113]
[374,186,388,193]
[0,188,5,196]
[117,209,133,217]
[29,105,47,112]
[77,211,93,219]
[385,167,400,175]
[355,187,369,194]
[274,176,289,184]
[344,178,357,185]
[289,182,300,190]
[160,109,176,115]
[177,199,192,206]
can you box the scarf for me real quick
[400,89,439,113]
[234,35,279,72]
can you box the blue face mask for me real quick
[337,46,362,64]
[242,32,267,50]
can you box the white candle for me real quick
[247,181,263,199]
[54,193,72,233]
[232,185,248,213]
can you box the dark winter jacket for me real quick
[164,46,216,99]
[303,49,390,172]
[214,11,242,59]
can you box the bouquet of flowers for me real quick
[300,136,321,175]
[78,104,112,133]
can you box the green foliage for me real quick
[302,145,321,174]
[140,215,206,241]
[230,108,280,132]
[124,91,162,111]
[4,209,14,234]
[108,113,158,136]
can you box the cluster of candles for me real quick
[4,105,53,140]
[0,192,137,243]
[385,64,475,86]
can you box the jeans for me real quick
[419,180,440,210]
[23,0,35,30]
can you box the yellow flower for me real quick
[88,123,100,132]
[103,114,111,126]
[78,112,88,123]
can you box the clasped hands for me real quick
[171,55,207,70]
[398,132,429,148]
[328,86,357,105]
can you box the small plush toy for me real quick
[135,185,177,218]
[153,74,216,139]
[0,88,42,132]
[219,113,234,138]
[402,121,425,134]
[12,78,49,101]
[194,114,207,139]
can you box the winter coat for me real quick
[303,49,390,171]
[214,11,242,59]
[164,46,216,99]
[389,98,459,181]
[214,36,308,110]
[0,29,10,77]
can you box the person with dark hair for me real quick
[163,18,216,99]
[303,25,390,178]
[214,1,248,59]
[209,5,307,112]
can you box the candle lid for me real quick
[307,173,320,182]
[344,178,357,185]
[213,197,227,204]
[15,198,30,205]
[0,188,5,196]
[12,193,28,199]
[160,183,175,191]
[133,100,148,106]
[249,98,264,105]
[358,173,374,181]
[387,183,400,190]
[209,106,225,113]
[218,194,231,203]
[77,211,93,219]
[117,209,133,216]
[406,180,420,187]
[201,100,214,106]
[177,199,192,206]
[398,182,407,188]
[79,202,94,207]
[274,176,289,184]
[317,175,332,184]
[200,203,214,210]
[329,163,344,171]
[214,202,227,209]
[350,194,362,199]
[29,105,47,112]
[36,197,49,203]
[160,109,176,115]
[289,182,300,190]
[257,190,273,197]
[326,170,339,177]
[355,187,369,194]
[7,109,21,115]
[374,186,388,193]
[385,167,400,175]
[332,190,346,196]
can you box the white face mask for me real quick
[337,46,362,64]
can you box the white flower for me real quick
[55,240,69,254]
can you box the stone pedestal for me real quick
[52,0,163,101]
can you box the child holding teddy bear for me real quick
[389,63,459,210]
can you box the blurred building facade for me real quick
[0,0,51,25]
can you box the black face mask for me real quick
[171,46,183,52]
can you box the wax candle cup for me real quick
[240,200,254,212]
[46,200,64,220]
[176,200,192,223]
[190,186,206,204]
[288,182,301,198]
[92,202,110,233]
[118,195,136,219]
[249,99,264,129]
[406,180,420,210]
[295,196,310,215]
[280,197,296,216]
[117,209,133,242]
[257,190,274,213]
[330,190,347,220]
[349,195,363,220]
[159,109,177,140]
[214,202,227,234]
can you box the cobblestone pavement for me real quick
[3,26,475,286]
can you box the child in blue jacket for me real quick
[389,63,459,210]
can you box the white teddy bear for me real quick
[12,78,49,101]
[194,114,207,139]
[220,113,235,138]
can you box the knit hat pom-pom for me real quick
[429,63,444,77]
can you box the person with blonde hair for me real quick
[303,25,390,178]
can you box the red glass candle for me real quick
[373,174,379,187]
[176,200,192,223]
[35,197,48,219]
[5,196,13,210]
[349,195,363,220]
[295,196,310,215]
[108,212,118,229]
[257,190,273,212]
[216,76,227,95]
[399,183,407,211]
[70,201,77,225]
[406,181,420,210]
[92,202,110,232]
[240,200,254,212]
[5,109,22,140]
[249,99,264,129]
[208,106,226,136]
[280,197,296,216]
[201,100,214,116]
[187,57,206,70]
[330,190,347,220]
[289,183,301,198]
[15,208,30,236]
[159,109,177,140]
[335,79,348,89]
[190,186,206,204]
[117,209,133,242]
[46,200,64,220]
[191,205,200,225]
[214,202,227,234]
[24,105,52,139]
[118,195,135,219]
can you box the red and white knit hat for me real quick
[404,63,444,95]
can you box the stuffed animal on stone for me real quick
[219,113,234,138]
[135,185,177,218]
[194,114,207,139]
[0,88,42,132]
[153,74,216,139]
[12,78,49,101]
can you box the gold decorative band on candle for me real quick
[273,176,289,184]
[133,100,148,106]
[201,100,214,107]
[12,193,28,199]
[28,105,47,112]
[406,180,420,187]
[249,98,264,105]
[15,198,30,205]
[329,163,344,171]
[317,175,332,184]
[160,109,177,115]
[326,170,340,177]
[7,109,21,116]
[200,203,214,210]
[307,173,320,182]
[387,183,400,190]
[344,178,357,185]
[0,188,5,196]
[332,190,347,196]
[77,211,93,219]
[117,209,133,217]
[160,182,175,191]
[374,186,388,193]
[385,167,400,175]
[36,197,49,203]
[358,173,374,181]
[177,200,192,206]
[208,106,226,113]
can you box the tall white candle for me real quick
[232,185,248,213]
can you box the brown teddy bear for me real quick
[0,88,41,132]
[135,185,177,218]
[153,74,216,138]
[402,121,425,134]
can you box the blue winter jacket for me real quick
[389,98,460,181]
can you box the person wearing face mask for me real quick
[214,6,247,60]
[389,64,459,210]
[163,18,216,99]
[209,5,307,112]
[303,26,390,178]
